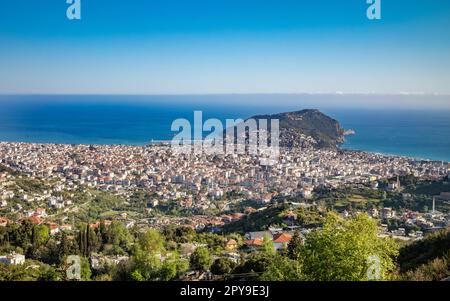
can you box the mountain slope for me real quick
[249,109,345,148]
[398,227,450,272]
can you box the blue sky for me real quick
[0,0,450,96]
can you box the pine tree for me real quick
[287,231,303,260]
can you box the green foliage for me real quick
[126,229,188,281]
[406,180,450,196]
[175,257,190,277]
[234,253,272,279]
[130,249,162,281]
[130,269,146,281]
[163,226,196,244]
[190,247,213,271]
[92,192,124,211]
[257,109,344,148]
[80,257,92,281]
[0,221,60,263]
[404,252,450,281]
[223,204,289,233]
[4,175,450,283]
[138,229,164,254]
[159,258,177,281]
[75,190,125,221]
[261,234,275,256]
[287,230,303,260]
[211,258,236,275]
[0,262,62,281]
[93,273,113,281]
[160,253,188,281]
[14,177,46,193]
[37,264,62,281]
[78,224,101,257]
[259,254,303,281]
[296,206,326,228]
[58,233,79,263]
[32,225,50,247]
[194,233,225,253]
[102,221,133,254]
[398,227,450,272]
[300,213,398,281]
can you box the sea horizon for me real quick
[1,95,449,163]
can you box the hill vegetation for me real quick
[250,109,345,148]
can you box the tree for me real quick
[130,269,145,281]
[78,224,89,256]
[261,234,275,255]
[32,225,50,247]
[159,259,177,281]
[190,247,213,271]
[404,252,450,281]
[398,228,450,272]
[80,257,92,281]
[37,264,61,281]
[211,258,235,275]
[103,221,132,254]
[287,231,303,260]
[58,233,79,263]
[0,226,9,247]
[130,249,161,281]
[138,229,164,254]
[164,226,196,244]
[296,206,325,228]
[87,228,101,254]
[159,253,188,281]
[259,254,303,281]
[176,257,190,277]
[300,213,398,281]
[14,221,34,251]
[234,253,272,278]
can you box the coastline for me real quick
[1,139,448,164]
[0,99,449,162]
[340,147,447,164]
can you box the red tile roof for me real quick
[0,217,11,226]
[24,216,42,225]
[226,239,237,246]
[245,239,263,247]
[273,233,292,243]
[46,222,59,230]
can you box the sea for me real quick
[0,95,449,162]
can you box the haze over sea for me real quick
[0,95,449,162]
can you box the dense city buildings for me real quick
[1,141,448,234]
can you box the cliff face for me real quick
[250,109,345,149]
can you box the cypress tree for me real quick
[287,230,303,260]
[85,224,90,256]
[79,228,84,255]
